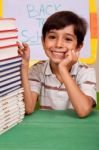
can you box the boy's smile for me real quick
[50,48,68,59]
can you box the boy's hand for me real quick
[17,42,30,65]
[59,50,79,71]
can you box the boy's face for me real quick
[42,25,82,64]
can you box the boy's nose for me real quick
[55,39,64,48]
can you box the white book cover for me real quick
[0,106,25,118]
[0,101,21,111]
[0,104,25,117]
[0,109,24,122]
[0,37,18,47]
[0,110,25,122]
[0,122,18,135]
[0,18,17,31]
[0,118,24,134]
[0,98,23,109]
[0,45,19,60]
[0,106,18,116]
[0,93,24,103]
[1,111,24,123]
[0,116,24,131]
[0,97,24,109]
[0,108,21,120]
[0,93,23,104]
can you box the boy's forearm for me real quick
[59,66,93,117]
[21,65,35,114]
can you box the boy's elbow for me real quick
[76,107,92,118]
[25,107,34,115]
[77,112,89,118]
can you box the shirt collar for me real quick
[44,60,53,75]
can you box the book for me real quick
[0,104,25,117]
[0,29,18,39]
[0,107,25,118]
[0,93,23,104]
[0,88,24,100]
[0,72,21,82]
[0,56,22,65]
[0,18,19,60]
[0,80,21,92]
[0,76,21,86]
[0,18,17,31]
[0,44,19,60]
[0,61,22,71]
[0,113,24,127]
[0,66,21,77]
[0,36,18,47]
[0,18,24,135]
[0,122,18,135]
[0,86,21,97]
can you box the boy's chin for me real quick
[51,59,63,65]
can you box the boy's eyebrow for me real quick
[47,30,56,34]
[47,30,76,39]
[65,33,76,38]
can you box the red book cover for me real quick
[0,29,18,39]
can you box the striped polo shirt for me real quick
[29,60,96,110]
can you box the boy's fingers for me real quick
[22,43,29,49]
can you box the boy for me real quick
[18,11,96,118]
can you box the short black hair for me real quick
[42,11,88,47]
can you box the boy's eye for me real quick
[48,35,56,39]
[65,38,73,41]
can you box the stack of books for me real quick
[0,18,25,135]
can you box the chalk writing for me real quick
[27,3,61,27]
[21,29,41,45]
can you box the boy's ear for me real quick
[77,43,83,51]
[41,36,45,48]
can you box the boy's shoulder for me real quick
[71,61,95,77]
[76,61,96,75]
[30,60,49,73]
[33,60,47,66]
[29,60,52,76]
[78,61,89,68]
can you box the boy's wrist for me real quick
[21,61,29,70]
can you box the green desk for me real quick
[0,110,99,150]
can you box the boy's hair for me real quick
[42,11,88,47]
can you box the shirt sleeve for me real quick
[28,64,41,94]
[77,67,96,104]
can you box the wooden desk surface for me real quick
[0,109,99,150]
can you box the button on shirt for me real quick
[29,60,96,110]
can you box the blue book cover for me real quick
[0,80,21,92]
[0,75,21,86]
[0,66,21,77]
[0,85,21,97]
[0,72,20,82]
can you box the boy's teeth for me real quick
[53,51,64,57]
